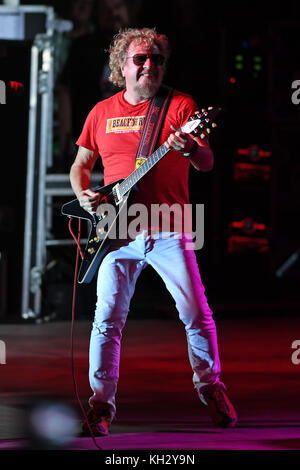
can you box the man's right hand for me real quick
[78,188,100,215]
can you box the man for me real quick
[70,27,237,436]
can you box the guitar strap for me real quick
[135,85,174,168]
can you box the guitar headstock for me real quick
[181,107,221,139]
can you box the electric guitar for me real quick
[61,107,220,284]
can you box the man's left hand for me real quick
[166,125,197,155]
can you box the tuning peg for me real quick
[206,128,211,134]
[208,106,213,110]
[212,122,217,128]
[200,133,205,139]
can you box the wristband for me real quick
[183,140,198,158]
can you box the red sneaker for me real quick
[81,407,111,437]
[199,383,238,428]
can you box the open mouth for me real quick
[138,72,155,82]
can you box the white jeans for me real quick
[89,232,221,419]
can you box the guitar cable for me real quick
[68,217,103,451]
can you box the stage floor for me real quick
[1,313,300,451]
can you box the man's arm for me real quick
[70,145,100,214]
[184,134,214,171]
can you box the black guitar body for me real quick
[61,179,131,284]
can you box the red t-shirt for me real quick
[76,88,200,232]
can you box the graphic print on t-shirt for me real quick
[106,115,145,133]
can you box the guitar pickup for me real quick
[112,183,123,205]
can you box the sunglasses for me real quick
[126,53,165,66]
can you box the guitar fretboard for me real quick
[117,107,219,198]
[119,143,170,197]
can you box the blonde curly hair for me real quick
[108,27,170,88]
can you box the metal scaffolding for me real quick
[0,5,102,319]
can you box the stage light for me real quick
[27,401,79,449]
[228,217,269,254]
[237,145,271,160]
[231,218,267,235]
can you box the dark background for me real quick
[1,0,300,321]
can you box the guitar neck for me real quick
[119,143,170,197]
[117,107,220,198]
